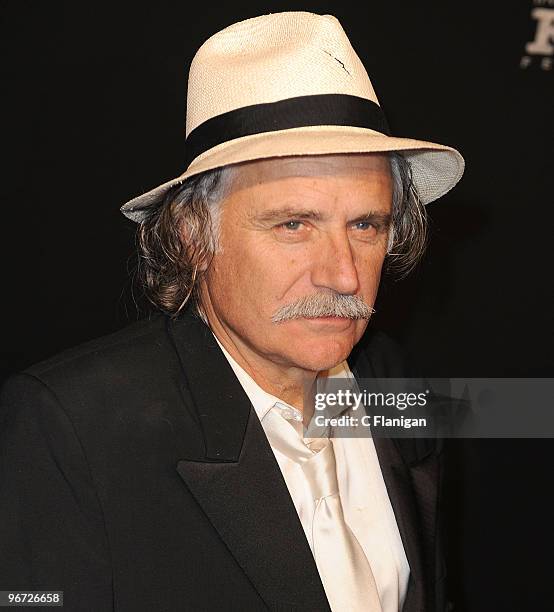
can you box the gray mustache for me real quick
[271,293,375,323]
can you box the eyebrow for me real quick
[252,207,326,224]
[251,206,392,227]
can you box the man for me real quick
[0,11,464,612]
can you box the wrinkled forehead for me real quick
[216,154,393,226]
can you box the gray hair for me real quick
[136,152,427,320]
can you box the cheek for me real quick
[209,235,295,311]
[356,247,387,290]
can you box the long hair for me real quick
[135,152,427,319]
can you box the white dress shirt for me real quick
[212,333,410,612]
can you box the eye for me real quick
[279,220,303,230]
[350,220,383,241]
[273,219,310,242]
[353,221,377,231]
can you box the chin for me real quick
[285,335,355,372]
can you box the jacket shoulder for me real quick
[18,312,174,391]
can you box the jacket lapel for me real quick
[370,436,429,612]
[168,310,331,612]
[349,342,437,612]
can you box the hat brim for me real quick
[120,125,464,222]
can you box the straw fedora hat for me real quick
[121,11,464,222]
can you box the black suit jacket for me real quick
[0,307,447,612]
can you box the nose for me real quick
[310,229,360,295]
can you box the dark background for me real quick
[1,2,553,610]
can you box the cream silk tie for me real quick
[265,405,384,612]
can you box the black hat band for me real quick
[184,93,391,167]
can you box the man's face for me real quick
[200,152,393,373]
